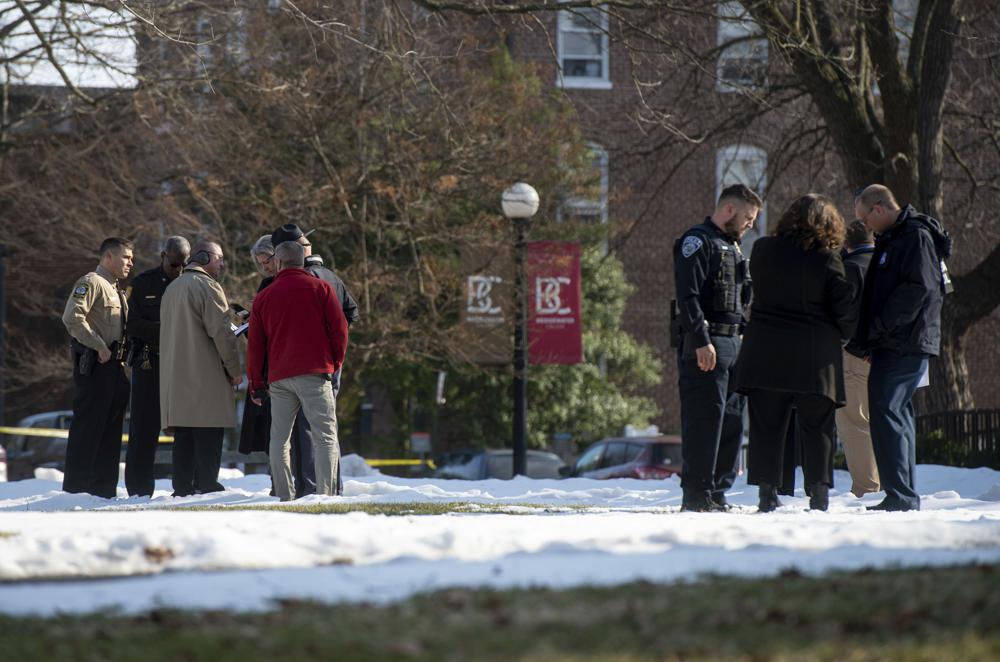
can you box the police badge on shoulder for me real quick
[681,235,703,258]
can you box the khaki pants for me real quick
[836,352,880,497]
[269,374,340,501]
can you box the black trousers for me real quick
[171,426,225,496]
[779,409,802,497]
[747,389,836,490]
[63,356,130,498]
[677,335,745,502]
[125,356,160,496]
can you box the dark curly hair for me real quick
[772,194,845,251]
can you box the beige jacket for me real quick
[159,266,241,428]
[61,265,126,353]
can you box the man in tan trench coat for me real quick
[160,240,242,496]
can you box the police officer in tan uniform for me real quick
[61,237,134,498]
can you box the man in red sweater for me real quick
[246,241,349,500]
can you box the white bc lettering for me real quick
[536,277,572,315]
[466,275,502,314]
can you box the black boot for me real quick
[808,483,829,511]
[681,493,726,513]
[757,483,782,513]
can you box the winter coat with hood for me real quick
[853,205,952,357]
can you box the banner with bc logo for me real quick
[459,246,512,364]
[527,241,582,364]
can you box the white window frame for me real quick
[558,143,609,225]
[716,1,768,92]
[556,6,612,90]
[715,145,767,256]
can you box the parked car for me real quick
[568,436,683,479]
[3,410,74,481]
[1,410,175,481]
[435,449,566,480]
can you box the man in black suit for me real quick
[853,185,952,512]
[673,184,761,512]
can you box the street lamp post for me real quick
[501,183,539,477]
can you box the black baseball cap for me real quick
[270,224,316,247]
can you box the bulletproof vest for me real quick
[694,225,750,316]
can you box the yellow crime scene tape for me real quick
[0,426,435,468]
[0,426,172,443]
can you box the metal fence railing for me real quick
[916,409,1000,469]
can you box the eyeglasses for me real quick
[255,254,274,265]
[857,202,881,225]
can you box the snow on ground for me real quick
[0,459,998,616]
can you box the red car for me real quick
[568,436,683,479]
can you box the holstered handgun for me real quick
[71,339,97,376]
[670,299,683,349]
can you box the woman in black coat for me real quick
[736,194,854,511]
[237,235,276,456]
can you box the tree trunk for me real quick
[919,240,1000,412]
[920,309,974,413]
[912,0,963,413]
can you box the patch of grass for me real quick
[161,502,585,516]
[0,531,16,539]
[1,565,998,661]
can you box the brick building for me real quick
[499,2,1000,434]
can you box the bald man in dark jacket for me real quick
[853,185,952,512]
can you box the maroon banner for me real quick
[527,241,583,364]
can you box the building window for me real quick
[716,2,767,91]
[716,145,767,255]
[556,7,611,90]
[559,143,609,225]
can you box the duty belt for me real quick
[707,322,741,337]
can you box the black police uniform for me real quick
[124,266,171,496]
[673,218,750,510]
